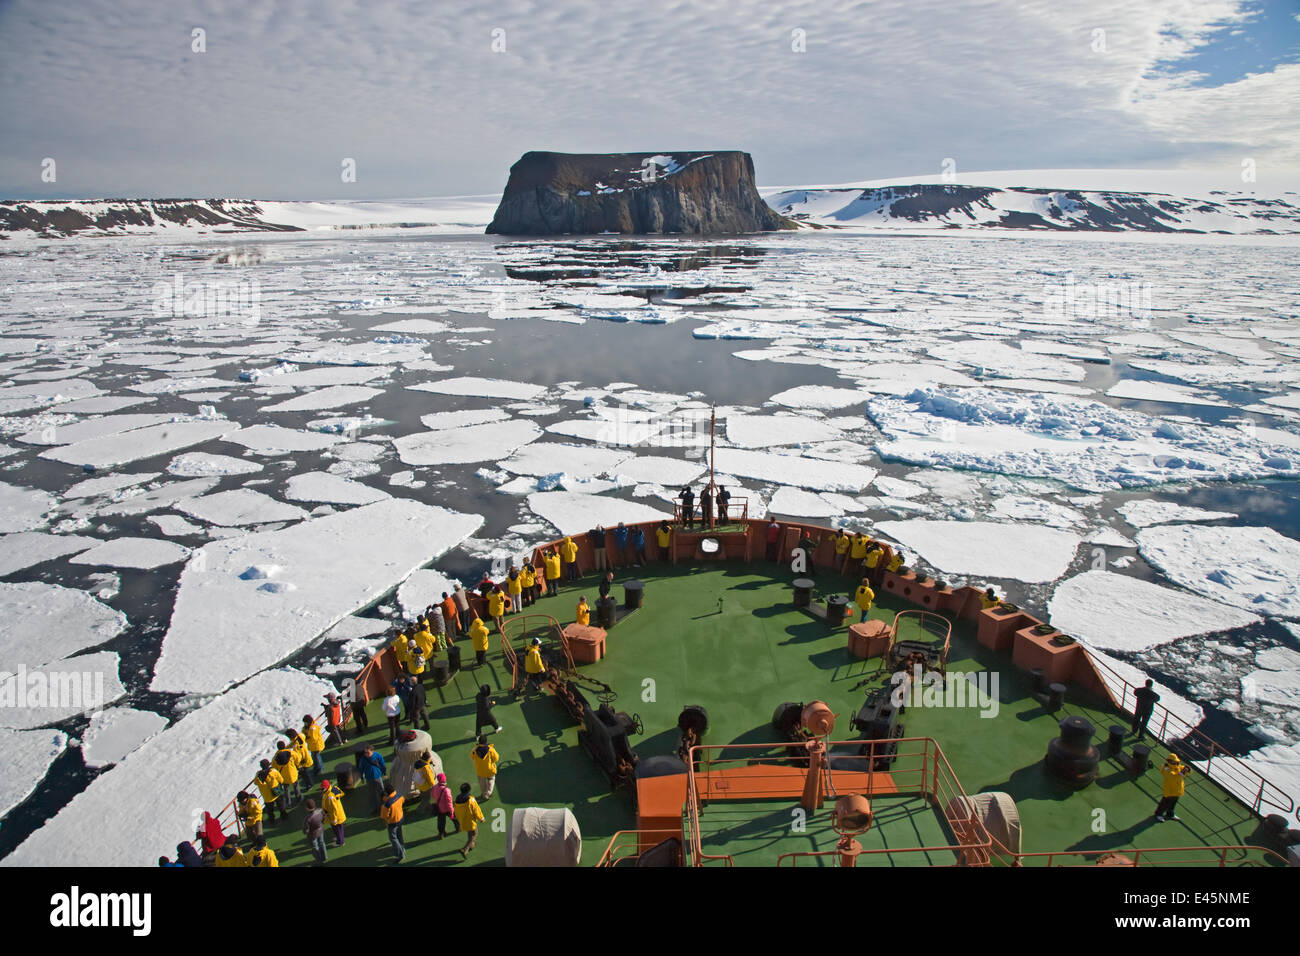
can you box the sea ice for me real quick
[609,456,705,487]
[0,482,55,533]
[768,385,874,411]
[0,582,126,671]
[219,424,343,455]
[498,443,634,479]
[166,452,263,477]
[725,414,840,448]
[176,489,308,527]
[0,651,125,730]
[40,420,234,469]
[393,419,542,466]
[396,568,463,619]
[68,537,191,569]
[408,376,547,401]
[0,532,100,576]
[1117,500,1237,528]
[3,668,331,866]
[262,385,383,413]
[710,448,877,492]
[1136,525,1300,619]
[284,471,390,505]
[150,500,483,693]
[524,491,672,536]
[875,519,1082,583]
[768,486,844,517]
[0,728,67,821]
[80,708,169,769]
[419,408,511,430]
[63,471,160,499]
[1048,571,1259,652]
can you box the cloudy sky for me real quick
[1,0,1297,200]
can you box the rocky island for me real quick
[485,150,795,235]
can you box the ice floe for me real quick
[284,471,390,505]
[711,448,877,492]
[80,707,169,769]
[40,420,234,469]
[166,452,263,477]
[68,537,191,569]
[524,491,673,536]
[0,482,54,533]
[176,489,308,527]
[0,651,126,730]
[1048,570,1259,652]
[396,568,462,619]
[393,419,542,466]
[0,582,126,671]
[150,500,482,693]
[3,667,331,866]
[0,532,100,576]
[408,376,547,401]
[262,384,383,413]
[768,385,873,411]
[875,519,1082,583]
[0,728,67,821]
[1116,500,1237,528]
[220,424,343,455]
[1136,525,1300,619]
[725,413,840,448]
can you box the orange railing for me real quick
[499,613,571,691]
[1085,650,1296,818]
[682,737,992,867]
[595,829,684,867]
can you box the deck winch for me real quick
[1045,715,1100,789]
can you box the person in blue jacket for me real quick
[175,841,204,867]
[612,522,629,569]
[630,525,647,566]
[355,744,387,814]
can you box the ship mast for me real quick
[708,405,716,529]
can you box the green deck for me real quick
[259,561,1277,867]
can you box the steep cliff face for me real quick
[486,151,795,235]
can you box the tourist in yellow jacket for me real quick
[576,596,590,627]
[520,562,537,607]
[886,550,904,574]
[248,838,278,867]
[1154,754,1190,822]
[524,637,546,691]
[655,520,672,562]
[506,568,523,614]
[487,587,506,630]
[470,615,492,666]
[215,843,248,867]
[850,533,870,562]
[273,741,302,806]
[560,536,579,581]
[255,760,285,822]
[413,750,439,808]
[320,780,347,848]
[471,734,501,800]
[453,782,485,858]
[302,716,326,777]
[238,789,264,841]
[854,580,875,622]
[834,530,852,572]
[544,549,562,597]
[413,623,435,658]
[286,728,314,787]
[980,587,1000,610]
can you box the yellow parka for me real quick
[254,770,282,804]
[470,743,500,778]
[886,553,902,573]
[454,796,484,832]
[273,748,299,785]
[520,566,536,589]
[864,547,882,569]
[304,721,325,753]
[525,644,545,674]
[850,536,869,559]
[560,538,578,562]
[471,618,491,651]
[487,591,506,618]
[506,575,522,596]
[414,627,435,657]
[1161,760,1188,797]
[414,758,437,792]
[239,795,263,826]
[249,846,279,867]
[576,601,590,627]
[544,553,561,580]
[322,785,347,825]
[290,733,311,769]
[216,846,248,868]
[855,584,875,612]
[834,533,851,555]
[655,526,671,548]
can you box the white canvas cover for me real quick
[947,791,1022,854]
[505,806,582,866]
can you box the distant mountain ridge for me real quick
[764,183,1300,234]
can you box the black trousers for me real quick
[1154,795,1180,817]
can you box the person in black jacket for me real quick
[588,525,607,572]
[679,487,695,528]
[1131,679,1160,739]
[716,486,731,523]
[408,676,429,730]
[475,684,503,735]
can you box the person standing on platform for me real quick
[302,798,327,864]
[471,734,501,801]
[382,686,403,747]
[1132,679,1161,739]
[476,683,503,736]
[254,761,283,824]
[453,585,472,636]
[700,490,713,528]
[357,745,387,814]
[560,535,579,581]
[631,525,648,565]
[470,614,492,666]
[238,790,264,842]
[249,838,278,868]
[544,547,562,596]
[576,596,591,627]
[855,579,876,622]
[1153,754,1189,822]
[321,779,347,848]
[454,783,484,859]
[408,672,430,731]
[302,715,326,777]
[765,517,781,562]
[380,782,406,863]
[487,586,506,632]
[273,740,302,808]
[524,636,547,692]
[612,522,629,570]
[598,571,614,602]
[520,561,537,608]
[323,691,347,747]
[716,486,730,524]
[864,543,884,586]
[656,520,672,562]
[506,568,522,614]
[679,487,695,529]
[799,531,818,572]
[588,525,608,573]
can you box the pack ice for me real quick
[150,499,483,694]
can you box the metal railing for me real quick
[595,829,684,867]
[988,839,1289,868]
[1085,649,1296,818]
